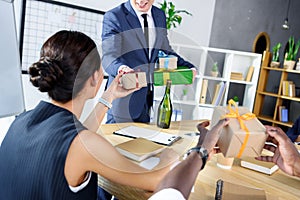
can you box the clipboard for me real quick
[113,126,182,146]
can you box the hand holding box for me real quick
[120,72,147,89]
[211,100,267,158]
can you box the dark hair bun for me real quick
[29,57,63,92]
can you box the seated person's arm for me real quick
[65,129,179,192]
[83,73,138,132]
[152,119,229,199]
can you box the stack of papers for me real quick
[113,126,182,146]
[241,157,279,175]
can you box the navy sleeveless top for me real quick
[0,101,97,200]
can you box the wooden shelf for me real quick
[254,51,299,128]
[257,91,279,98]
[257,115,293,128]
[263,66,300,74]
[257,91,300,101]
[280,95,300,102]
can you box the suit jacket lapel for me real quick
[124,1,148,55]
[150,8,164,62]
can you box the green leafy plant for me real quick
[159,0,192,30]
[212,62,218,72]
[285,36,300,61]
[272,43,281,62]
[233,96,239,102]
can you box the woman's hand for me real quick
[101,72,141,103]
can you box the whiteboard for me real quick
[0,0,25,117]
[21,0,104,71]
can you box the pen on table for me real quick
[185,132,200,136]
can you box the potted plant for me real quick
[270,43,281,68]
[284,36,300,70]
[210,62,219,77]
[159,0,192,30]
[233,96,239,106]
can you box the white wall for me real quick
[57,0,215,46]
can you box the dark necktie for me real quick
[141,14,152,111]
[141,14,149,48]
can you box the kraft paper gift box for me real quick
[153,66,193,86]
[120,72,147,89]
[159,55,178,70]
[211,103,267,158]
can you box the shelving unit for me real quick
[153,45,262,120]
[253,58,300,128]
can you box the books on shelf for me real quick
[215,179,266,200]
[245,66,254,82]
[230,72,244,81]
[241,156,279,175]
[281,108,288,122]
[211,83,221,105]
[199,79,208,104]
[278,106,288,122]
[282,81,296,97]
[212,82,226,105]
[289,82,296,97]
[115,138,165,162]
[278,106,285,121]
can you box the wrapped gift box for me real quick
[154,66,193,86]
[159,55,178,70]
[120,72,147,89]
[211,105,267,158]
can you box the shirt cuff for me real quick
[148,188,186,200]
[118,65,130,74]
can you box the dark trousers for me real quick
[106,83,154,124]
[97,187,114,200]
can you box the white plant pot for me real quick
[270,61,280,68]
[283,60,296,70]
[211,71,218,77]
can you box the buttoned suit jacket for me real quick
[101,0,195,122]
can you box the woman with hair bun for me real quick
[0,30,179,199]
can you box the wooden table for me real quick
[96,120,300,200]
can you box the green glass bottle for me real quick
[157,79,172,129]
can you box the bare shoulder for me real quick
[72,129,113,156]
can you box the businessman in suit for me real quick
[101,0,196,124]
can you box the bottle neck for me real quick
[165,81,171,95]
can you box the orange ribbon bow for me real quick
[224,99,256,158]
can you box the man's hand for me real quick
[256,126,300,177]
[196,119,229,157]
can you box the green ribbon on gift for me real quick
[154,66,193,86]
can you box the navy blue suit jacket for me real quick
[286,116,300,142]
[101,0,195,122]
